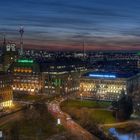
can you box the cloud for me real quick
[1,0,140,50]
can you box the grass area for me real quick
[61,99,115,124]
[62,107,116,125]
[90,109,116,124]
[61,100,116,140]
[61,99,111,109]
[0,103,65,139]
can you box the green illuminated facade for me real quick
[17,59,33,63]
[42,71,82,95]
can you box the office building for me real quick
[79,71,140,101]
[0,73,13,108]
[9,59,42,94]
[41,58,87,95]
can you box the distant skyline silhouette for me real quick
[0,0,140,50]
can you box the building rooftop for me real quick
[9,58,40,73]
[83,71,139,79]
[40,57,85,72]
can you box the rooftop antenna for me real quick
[83,40,86,60]
[3,33,6,46]
[19,26,24,56]
[1,32,7,53]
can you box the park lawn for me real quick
[61,99,111,109]
[61,99,115,125]
[62,107,116,125]
[89,109,116,124]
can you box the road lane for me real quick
[48,98,99,140]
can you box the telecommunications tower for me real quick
[83,40,86,60]
[19,26,24,56]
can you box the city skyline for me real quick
[1,0,140,50]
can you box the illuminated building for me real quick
[9,59,42,94]
[79,71,140,101]
[41,58,87,95]
[2,42,18,72]
[0,73,13,108]
[42,71,80,95]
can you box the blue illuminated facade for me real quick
[89,74,116,79]
[84,71,138,79]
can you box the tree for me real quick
[10,122,19,140]
[112,93,133,121]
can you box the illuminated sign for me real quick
[89,74,116,78]
[53,79,61,86]
[17,59,33,63]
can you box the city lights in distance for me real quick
[89,74,116,78]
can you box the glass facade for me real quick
[79,73,139,101]
[80,79,126,101]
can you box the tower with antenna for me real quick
[3,33,6,47]
[2,33,6,53]
[19,26,24,56]
[83,40,86,61]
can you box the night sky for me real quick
[1,0,140,50]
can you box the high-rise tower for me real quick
[3,34,6,47]
[83,40,86,60]
[2,33,6,53]
[2,36,18,72]
[19,26,24,56]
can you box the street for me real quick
[48,98,99,140]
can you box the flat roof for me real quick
[83,71,138,79]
